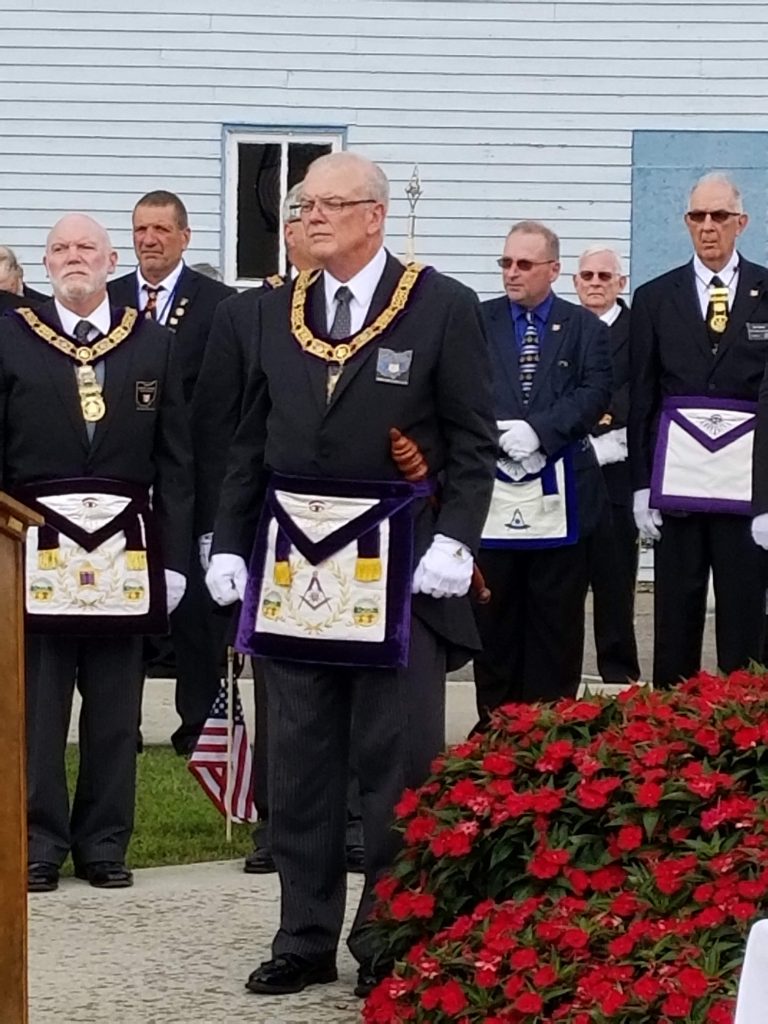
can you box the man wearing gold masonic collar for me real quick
[206,152,497,999]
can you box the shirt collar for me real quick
[509,291,555,324]
[693,250,739,285]
[323,246,387,317]
[137,259,185,295]
[55,295,111,339]
[600,302,622,327]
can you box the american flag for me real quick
[187,680,258,823]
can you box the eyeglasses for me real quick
[686,209,741,224]
[496,257,556,271]
[577,270,618,282]
[297,198,377,216]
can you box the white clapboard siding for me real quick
[3,0,768,294]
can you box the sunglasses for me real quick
[577,270,617,283]
[686,209,741,224]
[496,257,556,271]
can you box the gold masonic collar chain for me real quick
[17,307,138,423]
[289,263,425,367]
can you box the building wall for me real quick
[3,0,768,293]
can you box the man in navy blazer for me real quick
[474,221,612,719]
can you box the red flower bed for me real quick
[363,671,768,1022]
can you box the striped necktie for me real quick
[519,311,540,402]
[144,285,160,320]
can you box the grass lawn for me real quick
[62,745,253,872]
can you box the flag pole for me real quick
[225,645,234,842]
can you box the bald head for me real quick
[44,213,117,315]
[305,153,390,209]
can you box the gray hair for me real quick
[578,245,625,275]
[306,152,390,209]
[281,182,304,224]
[0,245,21,275]
[507,220,560,261]
[688,171,744,213]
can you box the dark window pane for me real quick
[237,141,280,279]
[287,141,333,190]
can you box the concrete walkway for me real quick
[35,592,719,1023]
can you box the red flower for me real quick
[438,979,468,1015]
[529,844,570,879]
[394,789,421,818]
[635,780,664,807]
[482,751,516,776]
[533,964,557,986]
[560,927,590,949]
[529,787,564,813]
[514,992,543,1014]
[575,776,622,809]
[634,973,663,1001]
[510,948,538,969]
[661,993,693,1018]
[590,864,626,892]
[675,965,710,997]
[404,814,438,845]
[535,739,575,772]
[616,824,644,851]
[390,890,436,921]
[374,875,399,902]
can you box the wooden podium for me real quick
[0,493,43,1024]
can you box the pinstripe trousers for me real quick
[264,616,446,963]
[25,634,144,866]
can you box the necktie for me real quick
[519,311,540,403]
[706,274,729,352]
[144,285,160,320]
[327,285,353,402]
[74,319,93,345]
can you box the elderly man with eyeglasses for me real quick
[629,171,768,687]
[473,221,612,719]
[573,246,641,687]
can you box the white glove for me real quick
[590,428,628,467]
[751,514,768,550]
[633,488,662,543]
[412,533,473,599]
[206,553,248,606]
[498,420,540,461]
[520,451,547,476]
[735,920,768,1024]
[165,570,187,616]
[198,532,214,572]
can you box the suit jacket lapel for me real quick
[326,253,407,409]
[485,296,524,408]
[713,258,766,368]
[167,265,199,335]
[672,261,713,361]
[527,295,569,405]
[300,275,331,415]
[33,303,90,451]
[88,307,137,458]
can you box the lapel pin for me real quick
[169,317,179,326]
[174,307,185,317]
[751,289,759,297]
[552,323,561,332]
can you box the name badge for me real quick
[376,348,413,386]
[136,380,158,410]
[746,322,768,341]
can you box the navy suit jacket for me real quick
[481,293,612,536]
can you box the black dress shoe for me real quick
[354,959,393,998]
[345,844,365,874]
[28,861,59,893]
[245,953,337,995]
[74,861,133,889]
[244,846,276,874]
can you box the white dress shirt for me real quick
[323,247,387,335]
[693,250,739,318]
[56,296,111,435]
[136,260,185,326]
[599,302,622,327]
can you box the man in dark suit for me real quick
[629,172,768,687]
[574,246,640,685]
[109,190,234,754]
[205,152,497,998]
[0,213,192,892]
[473,221,612,717]
[0,244,47,303]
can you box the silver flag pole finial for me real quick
[404,165,423,264]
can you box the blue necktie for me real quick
[519,311,539,403]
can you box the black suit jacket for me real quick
[212,252,498,656]
[23,284,49,303]
[0,290,27,314]
[629,255,768,491]
[481,293,612,536]
[192,282,279,535]
[591,299,632,506]
[108,265,235,403]
[0,301,193,574]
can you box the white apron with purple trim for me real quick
[236,474,433,668]
[480,448,578,550]
[20,478,167,635]
[650,396,757,516]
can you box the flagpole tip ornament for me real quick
[404,165,423,264]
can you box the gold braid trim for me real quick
[290,263,425,365]
[15,307,139,365]
[264,274,286,290]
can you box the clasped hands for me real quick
[497,419,546,479]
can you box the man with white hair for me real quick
[206,151,496,997]
[0,243,47,303]
[574,246,640,685]
[0,213,192,892]
[629,171,768,686]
